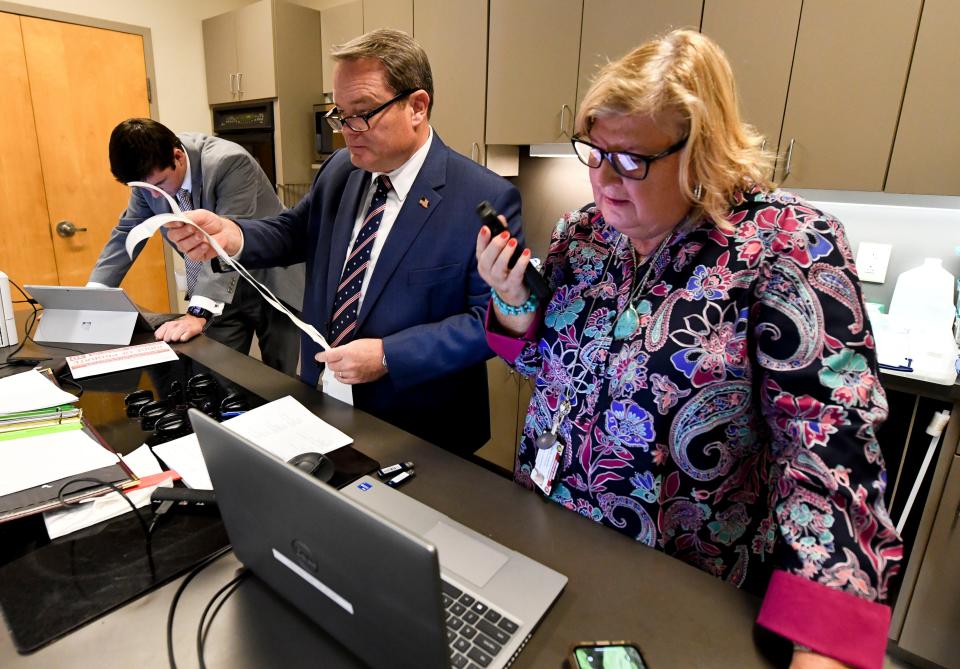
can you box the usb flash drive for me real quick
[377,461,414,479]
[385,469,415,488]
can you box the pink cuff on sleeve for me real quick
[756,570,891,669]
[484,299,542,363]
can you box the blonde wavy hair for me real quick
[576,29,774,229]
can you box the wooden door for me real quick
[701,0,801,160]
[486,0,582,145]
[18,16,169,313]
[0,11,59,318]
[577,0,703,113]
[776,0,922,190]
[885,0,960,195]
[415,0,488,163]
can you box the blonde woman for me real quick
[477,30,899,669]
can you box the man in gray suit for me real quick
[88,118,304,375]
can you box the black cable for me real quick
[57,477,149,539]
[4,280,86,359]
[166,545,232,669]
[57,477,156,577]
[197,570,248,668]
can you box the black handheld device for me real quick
[476,201,552,303]
[568,641,648,669]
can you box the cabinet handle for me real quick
[471,142,480,163]
[760,138,767,152]
[783,138,795,180]
[237,72,243,96]
[560,104,572,137]
[229,73,237,96]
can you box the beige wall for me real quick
[3,0,256,134]
[508,152,594,259]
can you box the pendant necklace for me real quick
[613,234,671,340]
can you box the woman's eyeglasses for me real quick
[571,135,688,180]
[325,88,420,133]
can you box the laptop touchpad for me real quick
[425,521,509,588]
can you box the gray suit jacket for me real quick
[89,132,305,310]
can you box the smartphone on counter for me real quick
[568,640,648,669]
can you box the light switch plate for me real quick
[855,242,892,284]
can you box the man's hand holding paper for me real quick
[164,209,243,260]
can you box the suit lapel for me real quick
[356,140,447,330]
[323,169,369,327]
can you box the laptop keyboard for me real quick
[441,579,520,668]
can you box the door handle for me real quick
[783,138,795,180]
[560,104,572,137]
[56,221,87,237]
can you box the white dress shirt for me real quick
[341,127,434,310]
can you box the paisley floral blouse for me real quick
[487,189,902,668]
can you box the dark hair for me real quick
[108,118,183,184]
[331,29,434,116]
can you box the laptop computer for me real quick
[24,285,151,346]
[189,409,566,669]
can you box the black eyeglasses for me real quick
[571,135,688,180]
[325,88,419,133]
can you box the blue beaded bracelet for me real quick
[490,287,538,315]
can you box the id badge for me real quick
[530,439,564,496]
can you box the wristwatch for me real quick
[186,305,214,321]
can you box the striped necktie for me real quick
[175,188,203,297]
[328,175,392,347]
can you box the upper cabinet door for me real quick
[701,0,800,159]
[321,1,363,95]
[414,0,488,162]
[202,11,238,105]
[885,0,960,196]
[486,0,582,145]
[577,1,703,113]
[235,0,277,101]
[363,0,412,34]
[777,0,922,191]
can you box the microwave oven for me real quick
[314,102,346,160]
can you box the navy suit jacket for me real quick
[236,134,523,453]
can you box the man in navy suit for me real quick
[166,29,522,455]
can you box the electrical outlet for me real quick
[855,242,892,283]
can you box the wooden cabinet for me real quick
[363,0,412,35]
[414,0,488,162]
[885,0,960,196]
[897,450,960,668]
[202,0,277,105]
[320,1,363,95]
[701,0,801,158]
[486,0,582,145]
[273,1,324,185]
[487,0,702,146]
[201,12,237,106]
[776,0,921,190]
[577,0,702,113]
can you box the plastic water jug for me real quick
[889,258,955,332]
